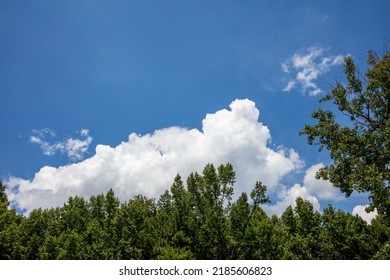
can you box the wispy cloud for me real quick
[30,128,93,161]
[281,45,344,96]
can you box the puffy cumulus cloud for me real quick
[6,99,303,214]
[30,128,93,161]
[282,45,344,96]
[352,205,378,224]
[263,163,343,217]
[303,163,343,201]
[263,184,320,217]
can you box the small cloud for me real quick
[331,55,344,65]
[80,129,90,137]
[263,162,343,217]
[63,131,93,161]
[29,128,93,161]
[29,128,59,156]
[264,184,320,216]
[352,205,378,224]
[31,128,56,138]
[303,163,344,201]
[281,62,290,73]
[283,80,296,92]
[281,45,344,96]
[309,88,322,96]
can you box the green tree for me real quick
[0,181,22,259]
[156,243,194,260]
[56,230,85,260]
[84,218,107,259]
[155,174,193,259]
[38,208,64,259]
[281,198,321,259]
[39,234,64,260]
[16,208,48,259]
[281,205,297,235]
[155,175,194,259]
[103,188,120,258]
[244,206,276,259]
[250,181,271,208]
[229,192,251,258]
[370,214,390,259]
[60,196,89,234]
[186,163,235,259]
[239,182,275,259]
[112,195,157,259]
[170,174,191,236]
[300,50,390,219]
[155,190,175,241]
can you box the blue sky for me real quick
[1,0,389,220]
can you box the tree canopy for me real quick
[1,163,389,260]
[300,50,390,220]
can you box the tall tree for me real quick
[155,175,194,259]
[250,181,271,208]
[281,198,321,259]
[0,181,22,259]
[16,209,47,259]
[61,196,89,234]
[112,195,157,259]
[229,192,250,259]
[186,163,235,259]
[300,50,390,220]
[371,215,390,259]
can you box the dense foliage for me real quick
[1,164,390,260]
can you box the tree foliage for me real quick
[300,50,390,219]
[1,162,389,259]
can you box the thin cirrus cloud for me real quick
[281,45,345,96]
[6,99,304,214]
[29,128,93,161]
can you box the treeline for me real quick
[1,163,390,260]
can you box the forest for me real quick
[0,162,390,260]
[1,50,390,260]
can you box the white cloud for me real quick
[263,162,343,217]
[29,128,58,156]
[29,129,93,161]
[303,163,343,201]
[6,99,303,214]
[352,205,378,224]
[281,45,344,96]
[281,62,290,73]
[264,184,320,217]
[283,80,296,92]
[64,130,93,161]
